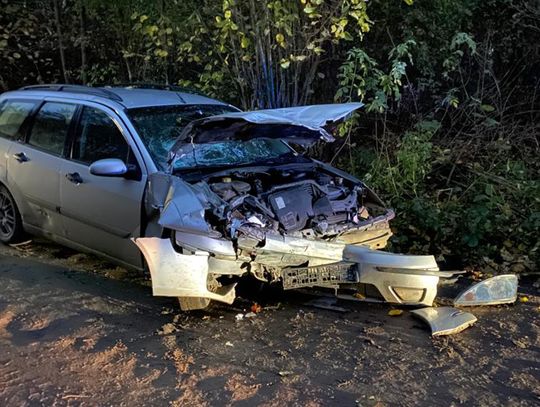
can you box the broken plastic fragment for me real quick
[454,274,518,306]
[411,307,477,336]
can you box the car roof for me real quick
[2,85,230,110]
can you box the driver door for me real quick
[59,104,146,268]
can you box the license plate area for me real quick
[282,262,357,289]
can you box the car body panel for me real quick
[133,237,237,302]
[0,137,12,186]
[58,101,147,267]
[7,141,65,237]
[411,307,477,336]
[168,103,364,164]
[59,159,146,266]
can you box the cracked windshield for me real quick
[128,104,237,168]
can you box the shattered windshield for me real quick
[172,138,296,170]
[127,104,237,168]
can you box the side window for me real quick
[0,100,36,140]
[72,106,130,165]
[28,102,76,155]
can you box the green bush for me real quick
[339,123,539,272]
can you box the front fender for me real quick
[133,237,236,304]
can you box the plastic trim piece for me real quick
[411,307,477,336]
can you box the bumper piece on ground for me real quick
[411,306,477,336]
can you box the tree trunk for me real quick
[79,1,87,84]
[52,0,69,83]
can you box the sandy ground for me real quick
[0,239,539,406]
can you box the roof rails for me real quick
[19,84,123,102]
[105,83,205,96]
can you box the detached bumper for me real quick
[134,236,460,308]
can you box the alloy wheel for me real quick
[0,190,16,240]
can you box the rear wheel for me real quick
[0,185,24,244]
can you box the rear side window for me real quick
[28,102,77,155]
[72,106,129,165]
[0,100,36,140]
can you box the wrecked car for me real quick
[133,104,463,310]
[0,85,460,311]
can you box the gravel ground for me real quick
[0,239,538,406]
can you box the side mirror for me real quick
[89,158,128,177]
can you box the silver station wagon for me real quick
[0,84,459,310]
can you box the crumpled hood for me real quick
[168,103,363,159]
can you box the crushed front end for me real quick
[134,104,461,310]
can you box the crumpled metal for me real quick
[168,103,364,160]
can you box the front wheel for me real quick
[177,274,220,311]
[0,185,25,244]
[178,297,211,311]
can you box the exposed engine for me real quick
[191,166,383,243]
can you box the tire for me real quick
[178,297,211,311]
[177,274,219,311]
[0,185,25,244]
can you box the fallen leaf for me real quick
[519,296,529,303]
[388,309,403,316]
[251,303,262,313]
[159,323,177,335]
[353,293,365,300]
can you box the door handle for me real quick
[65,172,83,185]
[13,152,29,163]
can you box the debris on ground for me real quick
[454,274,518,306]
[250,303,262,313]
[387,309,404,316]
[1,240,539,406]
[158,323,178,335]
[8,240,33,248]
[410,307,477,337]
[304,297,349,313]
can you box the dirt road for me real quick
[0,240,538,406]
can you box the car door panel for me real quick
[7,145,63,234]
[60,160,144,265]
[6,101,77,236]
[59,104,146,268]
[0,99,38,202]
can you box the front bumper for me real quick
[134,236,461,308]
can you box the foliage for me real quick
[176,0,373,109]
[335,39,416,112]
[0,0,538,271]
